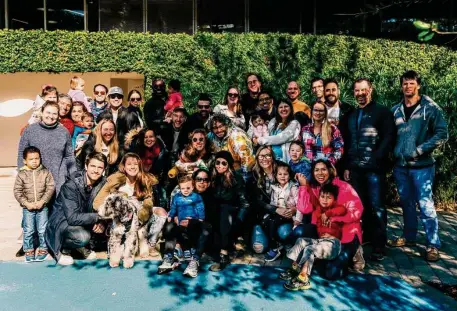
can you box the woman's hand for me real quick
[295,173,307,186]
[276,208,293,219]
[252,137,258,145]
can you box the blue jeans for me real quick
[349,169,387,249]
[393,165,440,248]
[23,207,48,251]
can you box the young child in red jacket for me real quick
[281,183,346,290]
[163,79,183,122]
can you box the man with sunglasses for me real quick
[207,114,255,182]
[90,84,109,122]
[179,93,213,149]
[144,78,167,133]
[97,86,127,124]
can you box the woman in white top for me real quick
[254,100,301,162]
[213,86,246,130]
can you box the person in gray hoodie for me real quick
[388,70,448,262]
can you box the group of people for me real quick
[13,70,448,291]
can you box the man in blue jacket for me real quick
[388,70,448,262]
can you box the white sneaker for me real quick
[86,251,97,260]
[57,254,74,266]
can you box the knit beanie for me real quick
[214,150,234,167]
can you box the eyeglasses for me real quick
[195,177,209,183]
[259,97,271,103]
[130,97,141,102]
[109,94,123,99]
[192,137,204,143]
[94,91,106,96]
[198,104,210,109]
[228,93,239,98]
[258,154,273,160]
[313,109,326,113]
[216,160,228,166]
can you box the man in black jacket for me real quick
[180,93,212,143]
[143,78,167,132]
[323,78,353,127]
[342,78,396,261]
[45,152,107,266]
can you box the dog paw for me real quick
[109,260,120,268]
[139,251,149,258]
[123,258,134,269]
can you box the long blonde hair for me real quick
[118,152,157,200]
[94,119,119,165]
[312,102,332,147]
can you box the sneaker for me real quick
[352,246,365,271]
[279,268,299,281]
[86,251,97,260]
[34,249,49,262]
[264,247,282,262]
[158,254,176,274]
[284,275,311,291]
[209,254,230,272]
[183,259,200,278]
[24,250,35,263]
[387,237,416,248]
[57,254,74,266]
[174,247,184,262]
[370,248,386,261]
[76,247,94,259]
[183,250,192,261]
[426,247,440,262]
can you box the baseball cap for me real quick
[107,86,124,96]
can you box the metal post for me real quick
[299,2,302,33]
[98,0,101,31]
[143,0,147,32]
[245,0,249,33]
[83,0,88,31]
[4,0,8,29]
[43,0,47,30]
[192,0,197,34]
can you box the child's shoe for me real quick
[279,268,298,281]
[183,258,199,278]
[34,248,48,262]
[284,274,311,291]
[158,254,177,274]
[183,249,192,261]
[24,250,35,263]
[264,247,282,262]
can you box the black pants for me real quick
[261,213,290,248]
[163,220,210,258]
[212,204,243,251]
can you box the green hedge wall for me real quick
[1,30,456,208]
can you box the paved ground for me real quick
[1,167,457,309]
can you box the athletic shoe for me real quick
[76,247,94,259]
[57,254,74,266]
[426,247,440,262]
[352,246,365,271]
[86,251,97,260]
[279,268,298,281]
[158,254,176,274]
[209,254,230,272]
[183,249,192,261]
[264,247,282,262]
[24,250,35,263]
[387,237,416,248]
[284,275,311,291]
[174,247,184,262]
[183,259,199,278]
[34,248,49,262]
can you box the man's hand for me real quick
[344,170,350,181]
[23,201,34,211]
[92,222,105,234]
[180,218,191,227]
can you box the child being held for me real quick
[289,141,312,182]
[248,113,269,141]
[73,111,95,153]
[263,162,300,262]
[163,79,183,122]
[158,175,205,276]
[13,146,55,263]
[68,76,91,112]
[22,85,59,134]
[282,184,346,291]
[168,145,207,179]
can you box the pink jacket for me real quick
[68,89,91,112]
[297,178,363,244]
[164,92,183,112]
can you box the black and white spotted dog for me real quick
[98,193,141,269]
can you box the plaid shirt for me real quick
[301,123,344,164]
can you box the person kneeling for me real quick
[158,175,206,277]
[282,184,346,290]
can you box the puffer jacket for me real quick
[343,101,396,172]
[212,171,250,211]
[391,95,448,167]
[169,192,205,222]
[14,165,55,207]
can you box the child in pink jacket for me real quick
[164,79,183,121]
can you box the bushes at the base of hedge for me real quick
[0,30,456,208]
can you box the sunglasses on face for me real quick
[216,160,228,167]
[192,137,204,143]
[130,97,141,102]
[109,94,123,99]
[198,104,210,109]
[195,177,209,183]
[94,91,106,95]
[227,93,239,98]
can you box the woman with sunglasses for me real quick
[116,90,145,150]
[301,102,344,165]
[188,129,214,164]
[209,151,250,272]
[213,86,246,130]
[255,100,301,163]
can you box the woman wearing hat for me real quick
[209,151,250,272]
[254,99,301,163]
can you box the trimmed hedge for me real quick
[1,30,456,208]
